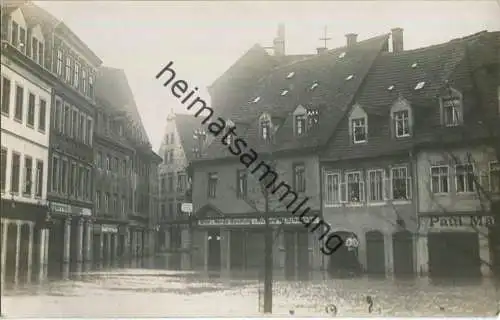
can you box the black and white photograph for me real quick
[1,0,499,317]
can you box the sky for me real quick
[33,1,500,152]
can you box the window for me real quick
[32,38,39,62]
[295,114,306,136]
[79,113,85,142]
[35,160,43,197]
[65,56,72,83]
[391,167,411,200]
[81,68,87,93]
[27,93,35,127]
[38,42,44,66]
[122,159,127,176]
[324,172,340,205]
[208,172,218,198]
[86,118,93,145]
[86,168,91,201]
[169,150,174,164]
[56,49,63,76]
[14,85,23,121]
[1,77,11,115]
[346,172,364,203]
[104,193,110,212]
[38,99,46,132]
[89,74,94,97]
[106,155,111,172]
[96,191,101,210]
[78,166,84,199]
[170,133,174,144]
[236,169,247,198]
[456,163,475,193]
[64,104,71,136]
[72,109,78,139]
[74,61,80,88]
[113,194,118,214]
[177,172,186,193]
[11,21,18,47]
[71,162,77,197]
[293,163,306,193]
[393,110,410,137]
[11,152,20,194]
[19,27,26,53]
[60,159,68,195]
[53,99,61,131]
[1,148,6,192]
[51,156,59,193]
[368,169,384,202]
[22,156,33,196]
[431,166,449,194]
[307,109,320,130]
[168,201,174,219]
[352,118,366,143]
[490,161,500,193]
[121,196,126,214]
[441,93,462,127]
[167,173,174,192]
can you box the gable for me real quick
[349,104,367,119]
[11,8,27,28]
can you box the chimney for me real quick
[316,47,328,55]
[345,33,358,47]
[273,23,285,56]
[391,27,404,53]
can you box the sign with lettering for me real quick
[101,224,118,233]
[424,215,495,228]
[198,216,315,227]
[50,202,92,216]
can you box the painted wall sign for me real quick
[101,224,119,233]
[51,202,92,216]
[425,215,495,228]
[181,203,193,214]
[198,216,315,227]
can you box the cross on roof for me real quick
[319,26,331,49]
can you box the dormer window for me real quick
[352,118,367,143]
[394,110,410,137]
[11,21,19,47]
[440,87,463,127]
[415,81,425,90]
[281,89,289,96]
[310,82,319,91]
[19,27,26,53]
[30,26,45,66]
[259,113,272,141]
[346,75,354,81]
[307,109,320,130]
[286,72,295,79]
[252,96,261,103]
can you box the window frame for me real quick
[391,166,411,201]
[14,84,24,122]
[236,169,248,198]
[351,117,367,144]
[324,171,341,206]
[430,165,450,194]
[1,147,7,192]
[345,171,364,203]
[393,110,410,138]
[293,163,306,193]
[489,161,500,194]
[295,114,306,136]
[207,172,218,198]
[10,151,21,194]
[367,169,385,203]
[1,76,11,116]
[455,163,476,194]
[35,159,43,198]
[26,91,36,127]
[38,98,47,132]
[51,155,59,194]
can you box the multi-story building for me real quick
[1,3,53,288]
[94,66,161,263]
[185,26,391,276]
[321,30,500,278]
[157,112,200,269]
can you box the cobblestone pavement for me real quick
[1,262,499,317]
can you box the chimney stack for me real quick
[391,27,404,53]
[273,23,286,56]
[345,33,358,47]
[316,47,328,55]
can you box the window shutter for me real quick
[479,169,490,193]
[383,176,391,200]
[340,174,347,203]
[360,180,365,202]
[406,176,413,200]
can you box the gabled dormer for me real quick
[29,24,45,67]
[348,104,368,144]
[293,105,307,137]
[9,8,28,54]
[307,108,320,131]
[439,87,463,127]
[259,112,272,141]
[390,96,413,138]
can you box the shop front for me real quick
[192,213,323,276]
[418,214,494,279]
[92,223,120,266]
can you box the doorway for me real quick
[366,230,386,276]
[297,231,310,279]
[393,230,415,277]
[207,229,221,269]
[284,231,296,279]
[230,230,245,270]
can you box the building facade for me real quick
[1,5,53,288]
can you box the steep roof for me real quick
[174,113,204,162]
[201,33,390,160]
[320,30,499,161]
[95,66,151,147]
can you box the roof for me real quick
[173,113,204,162]
[201,33,391,161]
[320,30,499,161]
[95,66,151,147]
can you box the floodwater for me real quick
[1,258,499,317]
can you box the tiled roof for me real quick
[320,30,499,161]
[95,66,151,147]
[172,113,203,162]
[201,34,391,160]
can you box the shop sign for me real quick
[426,215,495,228]
[101,224,118,233]
[198,216,315,227]
[50,202,91,216]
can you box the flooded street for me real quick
[1,259,499,317]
